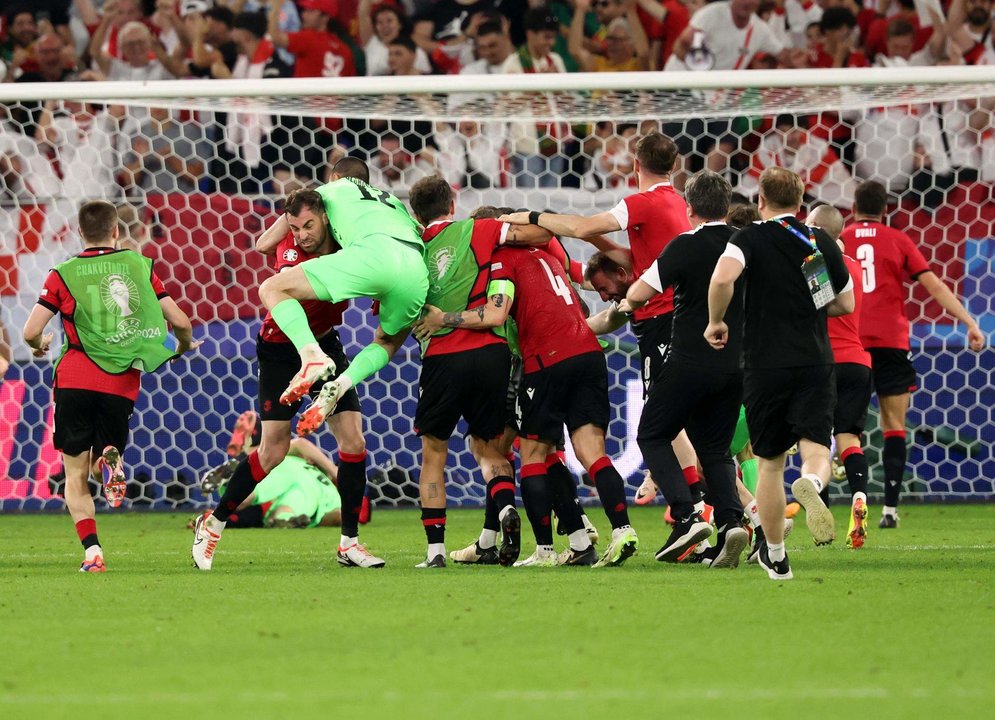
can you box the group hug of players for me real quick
[30,131,983,577]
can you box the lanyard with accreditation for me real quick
[775,218,837,310]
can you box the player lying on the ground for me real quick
[200,422,343,529]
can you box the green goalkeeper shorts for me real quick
[729,405,751,457]
[300,235,429,336]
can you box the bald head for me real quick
[806,204,844,242]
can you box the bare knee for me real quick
[256,435,291,472]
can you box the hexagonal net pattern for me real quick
[0,72,992,512]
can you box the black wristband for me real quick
[528,210,542,226]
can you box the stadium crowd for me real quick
[0,0,994,209]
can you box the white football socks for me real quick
[478,529,498,549]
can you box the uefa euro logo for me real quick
[100,274,140,318]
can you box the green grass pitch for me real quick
[2,505,992,719]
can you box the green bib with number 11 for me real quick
[55,250,176,374]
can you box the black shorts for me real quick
[632,312,672,395]
[834,362,872,437]
[415,343,511,440]
[505,354,524,433]
[519,351,609,443]
[257,330,360,422]
[53,388,134,457]
[869,347,917,397]
[638,362,743,458]
[744,365,836,458]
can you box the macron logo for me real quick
[526,387,535,399]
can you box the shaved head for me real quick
[806,204,844,242]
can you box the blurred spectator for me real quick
[761,0,822,49]
[10,32,78,137]
[0,114,62,200]
[368,133,434,195]
[855,19,951,194]
[947,0,994,64]
[90,19,176,80]
[266,0,357,184]
[583,122,637,189]
[740,115,857,208]
[874,14,946,67]
[501,5,569,188]
[15,32,76,82]
[214,10,292,193]
[268,0,356,78]
[462,18,513,73]
[1,7,40,77]
[584,0,628,51]
[412,0,495,65]
[235,0,301,66]
[79,0,148,62]
[186,5,239,77]
[115,202,151,252]
[120,106,211,196]
[634,0,691,69]
[434,120,505,188]
[666,0,789,71]
[357,0,432,76]
[387,34,426,74]
[863,0,933,60]
[34,99,126,202]
[663,0,794,184]
[808,7,867,67]
[569,0,650,71]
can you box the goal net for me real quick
[0,68,992,512]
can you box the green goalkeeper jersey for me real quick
[316,178,423,254]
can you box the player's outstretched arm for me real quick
[159,297,200,355]
[587,304,630,335]
[918,271,986,351]
[288,438,339,483]
[502,224,554,246]
[256,214,291,255]
[22,305,55,358]
[500,210,621,241]
[413,293,512,340]
[621,277,658,313]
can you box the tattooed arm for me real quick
[413,292,513,341]
[502,223,554,246]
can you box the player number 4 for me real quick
[855,244,876,293]
[539,258,573,305]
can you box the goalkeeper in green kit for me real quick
[259,174,429,436]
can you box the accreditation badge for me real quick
[801,252,836,310]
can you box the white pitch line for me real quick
[1,686,992,705]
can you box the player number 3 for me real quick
[856,244,876,293]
